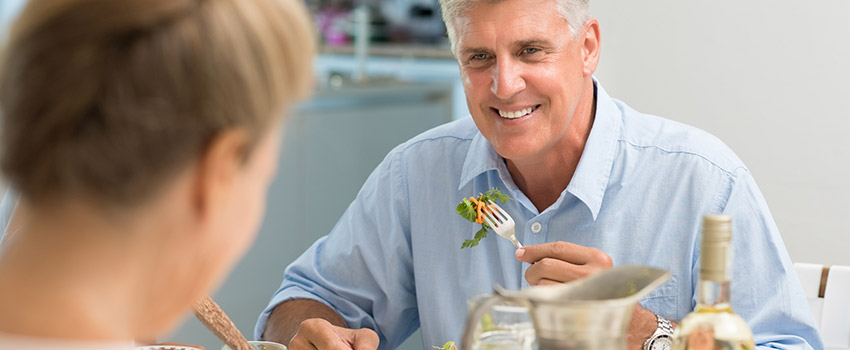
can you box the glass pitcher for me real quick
[462,265,670,350]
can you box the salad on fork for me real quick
[456,188,521,249]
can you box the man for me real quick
[255,0,822,349]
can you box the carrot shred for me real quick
[469,196,485,223]
[481,203,494,217]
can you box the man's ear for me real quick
[191,129,250,220]
[581,18,601,77]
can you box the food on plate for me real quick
[432,341,457,350]
[455,188,511,248]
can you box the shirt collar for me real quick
[457,78,622,220]
[566,79,622,220]
[458,130,504,190]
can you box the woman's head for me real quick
[0,0,315,336]
[0,0,314,209]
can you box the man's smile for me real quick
[491,104,541,119]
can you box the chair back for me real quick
[795,262,850,350]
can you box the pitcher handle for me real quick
[461,294,503,350]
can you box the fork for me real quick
[482,200,522,249]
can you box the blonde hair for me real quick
[0,0,315,206]
[438,0,589,56]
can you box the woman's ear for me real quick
[190,129,250,221]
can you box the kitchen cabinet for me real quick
[314,54,466,121]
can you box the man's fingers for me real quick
[287,335,318,350]
[351,328,380,350]
[523,257,592,285]
[289,318,379,350]
[520,242,614,286]
[535,278,563,286]
[516,241,612,267]
[291,319,345,350]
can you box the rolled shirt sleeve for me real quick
[255,148,420,348]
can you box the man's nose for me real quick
[490,58,526,98]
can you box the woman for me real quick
[0,0,314,347]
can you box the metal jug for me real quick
[462,265,670,350]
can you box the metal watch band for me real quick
[643,314,674,350]
[657,315,674,335]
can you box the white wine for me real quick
[673,215,754,350]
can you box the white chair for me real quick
[795,262,850,350]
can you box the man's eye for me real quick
[470,53,490,61]
[522,47,541,55]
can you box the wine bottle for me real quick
[673,214,755,350]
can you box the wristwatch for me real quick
[643,314,674,350]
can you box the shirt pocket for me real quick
[638,275,679,320]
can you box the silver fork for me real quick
[482,200,522,248]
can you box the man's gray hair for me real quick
[439,0,589,56]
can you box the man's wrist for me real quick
[643,314,674,350]
[264,299,344,345]
[628,306,662,350]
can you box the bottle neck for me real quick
[698,215,734,312]
[696,278,732,312]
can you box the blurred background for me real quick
[1,1,849,349]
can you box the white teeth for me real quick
[498,106,535,119]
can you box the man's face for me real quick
[455,0,596,162]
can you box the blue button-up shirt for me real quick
[255,82,822,350]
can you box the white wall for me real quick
[589,1,850,266]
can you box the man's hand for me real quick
[514,241,613,285]
[288,318,379,350]
[264,299,379,350]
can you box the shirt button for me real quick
[530,222,542,233]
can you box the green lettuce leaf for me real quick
[456,198,477,222]
[456,188,511,249]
